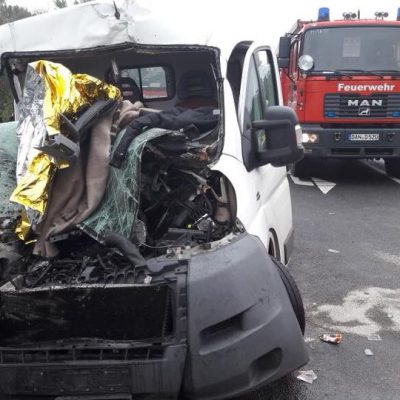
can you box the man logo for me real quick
[347,99,383,107]
[358,107,371,116]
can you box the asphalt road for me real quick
[260,158,400,400]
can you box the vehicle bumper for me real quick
[301,124,400,158]
[0,234,308,400]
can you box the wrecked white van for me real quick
[0,1,307,399]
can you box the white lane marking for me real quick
[289,174,314,186]
[363,160,400,185]
[311,287,400,337]
[312,177,336,194]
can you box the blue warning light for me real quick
[318,7,330,21]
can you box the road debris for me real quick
[320,332,342,344]
[296,370,317,384]
[364,349,374,356]
[367,334,382,341]
[328,249,340,254]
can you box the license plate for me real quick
[347,133,380,141]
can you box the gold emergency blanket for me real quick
[34,60,120,136]
[11,60,121,239]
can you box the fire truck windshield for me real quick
[302,26,400,73]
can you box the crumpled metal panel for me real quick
[0,0,235,68]
[79,127,170,241]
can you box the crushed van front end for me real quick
[0,233,308,400]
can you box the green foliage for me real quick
[54,0,67,8]
[0,0,32,122]
[0,0,31,24]
[0,0,92,121]
[0,77,13,122]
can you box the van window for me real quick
[244,57,265,151]
[119,66,173,100]
[255,50,278,108]
[243,50,278,152]
[244,58,263,124]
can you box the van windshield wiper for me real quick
[338,69,386,78]
[321,69,386,78]
[320,70,354,79]
[368,69,400,77]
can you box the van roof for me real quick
[0,0,263,66]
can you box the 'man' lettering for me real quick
[347,99,383,107]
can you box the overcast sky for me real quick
[7,0,400,17]
[5,0,400,42]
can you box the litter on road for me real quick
[328,249,340,254]
[296,370,318,384]
[320,332,342,344]
[364,349,374,356]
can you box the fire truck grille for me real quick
[324,93,400,119]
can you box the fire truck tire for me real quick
[385,158,400,178]
[271,256,306,335]
[291,159,310,179]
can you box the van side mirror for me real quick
[252,106,304,167]
[278,36,291,69]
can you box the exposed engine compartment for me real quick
[0,140,238,289]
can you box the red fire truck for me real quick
[279,8,400,177]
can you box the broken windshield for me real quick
[302,26,400,73]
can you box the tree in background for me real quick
[0,0,31,24]
[54,0,92,7]
[0,0,32,122]
[0,0,93,122]
[54,0,68,8]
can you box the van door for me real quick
[238,44,282,170]
[237,44,293,260]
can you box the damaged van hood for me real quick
[0,0,258,70]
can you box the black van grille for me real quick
[324,93,400,119]
[0,285,173,346]
[0,345,164,364]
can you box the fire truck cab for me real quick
[279,7,400,177]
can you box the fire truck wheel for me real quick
[271,257,306,335]
[291,159,310,179]
[385,158,400,178]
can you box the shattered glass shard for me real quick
[0,122,20,220]
[79,127,171,241]
[296,369,317,384]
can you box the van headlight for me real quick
[302,133,319,143]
